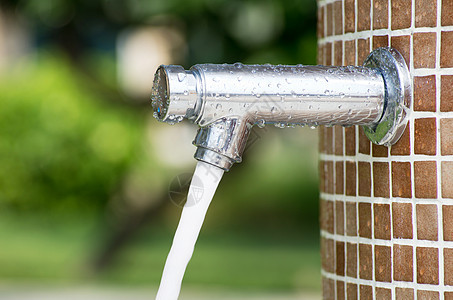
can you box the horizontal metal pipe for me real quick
[151,47,411,171]
[153,63,385,128]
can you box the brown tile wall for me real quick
[317,0,453,298]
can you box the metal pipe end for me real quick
[194,148,235,172]
[150,65,199,124]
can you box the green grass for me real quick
[0,213,321,293]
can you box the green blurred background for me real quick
[0,0,320,298]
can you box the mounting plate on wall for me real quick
[362,47,411,146]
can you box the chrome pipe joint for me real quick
[151,47,411,171]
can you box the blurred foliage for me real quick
[0,0,319,219]
[3,0,317,65]
[0,214,320,291]
[0,0,321,291]
[207,128,319,230]
[0,52,146,213]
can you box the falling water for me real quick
[155,161,224,300]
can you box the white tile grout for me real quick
[353,3,359,295]
[321,268,453,292]
[321,229,453,249]
[331,3,335,65]
[409,0,418,291]
[318,0,340,5]
[339,3,347,296]
[332,129,337,299]
[354,0,358,66]
[320,153,453,163]
[388,2,396,298]
[369,2,377,293]
[319,26,453,45]
[320,191,453,206]
[342,0,346,66]
[412,68,453,75]
[435,0,444,297]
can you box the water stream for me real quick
[155,161,224,300]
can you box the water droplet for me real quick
[228,108,233,113]
[225,93,230,99]
[216,104,222,109]
[309,105,313,110]
[277,83,282,88]
[183,90,189,96]
[237,76,242,82]
[339,92,345,98]
[257,119,265,128]
[234,62,243,69]
[177,73,186,82]
[271,107,277,113]
[256,94,261,98]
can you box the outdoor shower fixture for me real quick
[151,47,411,171]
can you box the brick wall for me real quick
[318,0,453,298]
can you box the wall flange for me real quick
[362,47,411,146]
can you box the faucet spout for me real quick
[193,117,252,171]
[151,47,411,171]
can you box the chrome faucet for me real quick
[151,47,411,171]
